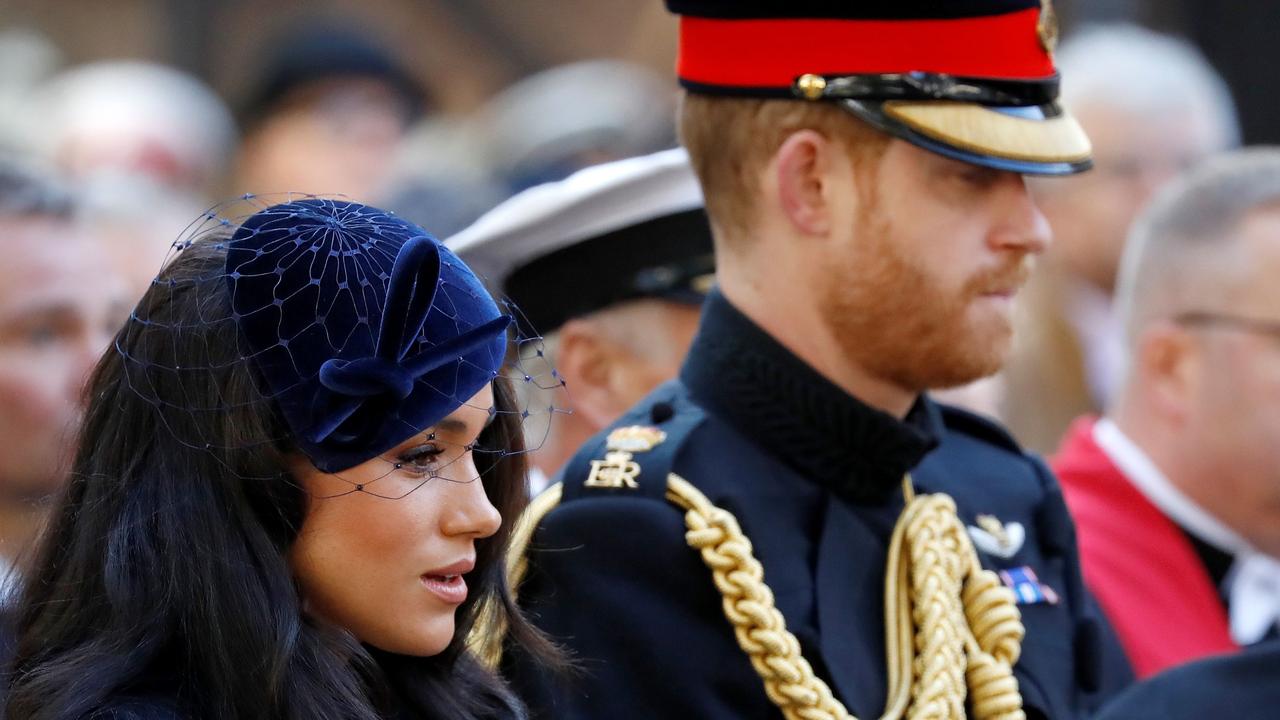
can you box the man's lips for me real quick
[973,264,1031,299]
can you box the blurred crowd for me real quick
[0,8,1276,716]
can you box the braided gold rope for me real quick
[667,473,851,720]
[883,479,1027,720]
[480,473,1026,720]
[667,473,1026,720]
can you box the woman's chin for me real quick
[366,614,457,658]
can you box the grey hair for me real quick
[1115,147,1280,344]
[1057,23,1239,149]
[0,153,76,219]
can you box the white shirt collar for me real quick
[1093,417,1250,555]
[1094,417,1280,644]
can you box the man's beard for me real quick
[820,211,1029,394]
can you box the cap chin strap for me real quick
[793,72,1059,107]
[478,475,1027,720]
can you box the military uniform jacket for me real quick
[1094,639,1280,719]
[507,292,1127,719]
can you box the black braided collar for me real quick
[680,290,941,503]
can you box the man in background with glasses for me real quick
[999,24,1239,455]
[1053,148,1280,682]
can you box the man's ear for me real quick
[555,319,625,431]
[774,129,842,237]
[1137,322,1197,425]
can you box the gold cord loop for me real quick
[669,474,851,720]
[486,473,1027,720]
[668,473,1026,720]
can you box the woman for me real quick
[5,198,559,719]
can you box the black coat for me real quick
[506,291,1131,719]
[1094,640,1280,718]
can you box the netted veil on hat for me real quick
[120,195,564,493]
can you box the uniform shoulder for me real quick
[556,380,708,504]
[936,401,1024,455]
[928,400,1062,499]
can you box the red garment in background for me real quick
[1052,417,1238,678]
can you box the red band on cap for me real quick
[677,8,1054,88]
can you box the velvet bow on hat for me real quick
[226,198,510,473]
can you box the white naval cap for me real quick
[446,147,714,331]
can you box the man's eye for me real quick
[958,167,1000,188]
[26,324,61,347]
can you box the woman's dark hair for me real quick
[5,238,560,719]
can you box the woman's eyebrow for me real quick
[434,418,470,435]
[429,406,495,439]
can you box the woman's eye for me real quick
[395,444,444,473]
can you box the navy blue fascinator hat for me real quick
[120,194,564,492]
[225,198,511,472]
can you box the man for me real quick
[447,148,711,488]
[1053,149,1280,679]
[504,2,1127,719]
[1001,24,1238,453]
[476,60,677,194]
[1094,639,1279,719]
[0,157,125,594]
[33,60,237,198]
[234,23,423,203]
[30,61,235,296]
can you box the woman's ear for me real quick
[774,129,839,237]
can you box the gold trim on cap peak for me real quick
[882,100,1092,165]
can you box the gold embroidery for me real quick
[1037,0,1059,56]
[606,425,667,453]
[585,450,642,489]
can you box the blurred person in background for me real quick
[449,149,710,490]
[234,23,424,203]
[27,60,238,297]
[1001,24,1239,453]
[76,177,207,299]
[31,60,236,198]
[1053,149,1280,679]
[388,60,677,240]
[0,157,125,596]
[0,28,61,154]
[476,60,677,195]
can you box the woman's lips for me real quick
[421,573,468,605]
[421,558,474,605]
